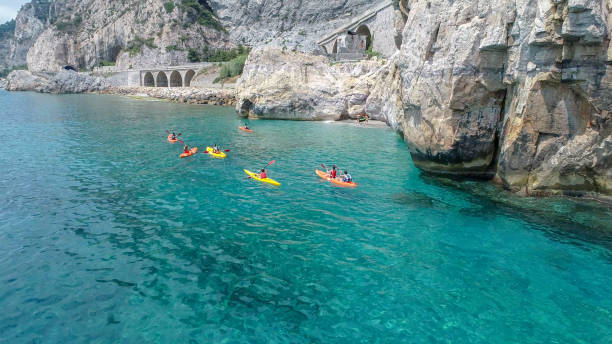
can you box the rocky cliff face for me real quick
[0,1,50,71]
[236,0,612,198]
[236,47,388,120]
[10,0,231,73]
[397,0,611,197]
[209,0,386,52]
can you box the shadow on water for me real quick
[419,174,612,251]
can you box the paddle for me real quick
[201,147,230,154]
[248,160,276,179]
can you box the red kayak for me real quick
[315,169,357,188]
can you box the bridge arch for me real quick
[184,70,195,87]
[143,72,155,87]
[156,72,168,87]
[356,25,372,50]
[170,71,182,87]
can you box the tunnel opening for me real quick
[143,72,154,87]
[63,65,77,72]
[156,72,168,87]
[170,71,183,87]
[356,25,372,51]
[184,70,195,87]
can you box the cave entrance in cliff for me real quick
[184,70,195,87]
[170,71,183,87]
[143,72,155,87]
[156,72,168,87]
[356,25,372,51]
[63,65,77,72]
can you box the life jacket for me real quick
[330,169,337,178]
[260,172,267,179]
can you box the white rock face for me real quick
[209,0,387,52]
[395,0,611,196]
[0,1,49,70]
[6,70,108,93]
[25,0,230,73]
[235,47,387,121]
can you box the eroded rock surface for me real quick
[235,47,388,121]
[6,70,108,93]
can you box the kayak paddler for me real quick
[243,123,250,130]
[212,144,220,154]
[329,165,338,179]
[342,170,352,183]
[171,132,177,140]
[259,168,268,179]
[183,145,190,154]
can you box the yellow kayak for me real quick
[206,147,227,159]
[244,169,281,186]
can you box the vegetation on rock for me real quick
[180,0,225,31]
[0,20,15,39]
[163,1,175,13]
[0,64,27,78]
[213,54,248,83]
[188,45,250,62]
[125,36,158,56]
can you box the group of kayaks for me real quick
[166,126,357,188]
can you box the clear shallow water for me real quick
[0,90,611,343]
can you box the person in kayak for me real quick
[171,132,177,140]
[183,145,190,154]
[243,123,250,130]
[342,170,352,183]
[259,168,267,179]
[329,165,338,179]
[212,144,220,154]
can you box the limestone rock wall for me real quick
[5,69,108,93]
[209,0,387,53]
[395,0,611,196]
[235,47,387,121]
[23,0,230,73]
[0,1,50,71]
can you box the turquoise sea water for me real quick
[0,90,611,343]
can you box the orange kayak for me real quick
[315,169,357,188]
[238,126,253,133]
[180,147,198,158]
[168,134,177,143]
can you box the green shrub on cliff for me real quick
[0,64,27,78]
[164,1,175,13]
[0,19,15,39]
[213,54,247,83]
[125,36,158,56]
[188,45,250,63]
[180,0,225,31]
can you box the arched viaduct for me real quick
[140,67,198,88]
[318,0,407,60]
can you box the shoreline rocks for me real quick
[6,69,108,93]
[102,86,237,107]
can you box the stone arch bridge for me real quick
[318,0,408,60]
[139,63,212,87]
